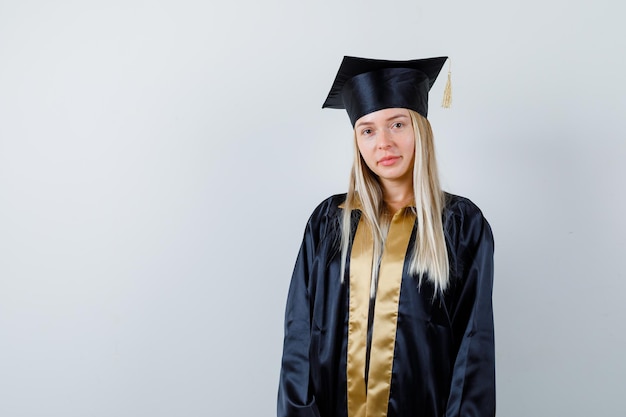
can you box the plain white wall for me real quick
[1,0,624,416]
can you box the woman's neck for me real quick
[381,181,414,214]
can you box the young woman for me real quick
[278,56,495,417]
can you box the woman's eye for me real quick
[393,122,403,128]
[362,128,372,135]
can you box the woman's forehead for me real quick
[355,108,410,127]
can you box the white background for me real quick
[1,1,625,416]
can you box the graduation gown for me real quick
[278,193,495,417]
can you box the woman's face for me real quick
[355,107,415,187]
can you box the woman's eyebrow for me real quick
[355,120,374,129]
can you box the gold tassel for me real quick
[441,59,452,109]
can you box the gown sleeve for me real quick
[277,204,329,417]
[445,205,496,417]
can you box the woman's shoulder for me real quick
[301,194,346,240]
[309,193,347,219]
[443,192,494,247]
[443,192,486,220]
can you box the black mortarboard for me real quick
[322,56,448,126]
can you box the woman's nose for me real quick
[377,131,392,149]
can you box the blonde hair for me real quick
[340,110,449,295]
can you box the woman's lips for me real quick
[378,156,400,166]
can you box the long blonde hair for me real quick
[340,110,449,295]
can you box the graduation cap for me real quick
[322,56,450,126]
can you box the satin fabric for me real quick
[321,56,447,126]
[348,210,415,417]
[347,215,372,417]
[342,68,430,126]
[278,193,495,417]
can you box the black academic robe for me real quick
[278,193,495,417]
